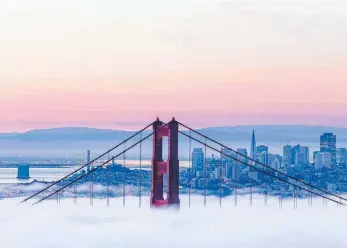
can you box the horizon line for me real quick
[1,123,346,134]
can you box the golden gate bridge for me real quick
[21,118,347,208]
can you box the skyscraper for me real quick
[249,130,257,178]
[261,151,269,165]
[221,148,234,161]
[192,148,204,172]
[251,130,256,161]
[256,145,269,161]
[295,152,306,165]
[249,130,258,178]
[234,148,247,179]
[283,144,309,166]
[300,146,310,164]
[236,148,248,165]
[269,154,282,170]
[320,133,336,166]
[283,145,292,166]
[337,148,347,168]
[315,152,332,169]
[313,151,319,162]
[87,150,91,172]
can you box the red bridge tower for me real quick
[151,118,180,208]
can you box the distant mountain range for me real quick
[0,125,346,157]
[1,125,347,142]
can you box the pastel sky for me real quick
[1,0,347,132]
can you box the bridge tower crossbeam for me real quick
[151,118,180,208]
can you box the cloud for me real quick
[0,195,346,248]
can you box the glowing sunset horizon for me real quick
[1,0,346,132]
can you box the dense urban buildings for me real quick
[178,130,347,196]
[320,133,337,166]
[2,130,347,199]
[192,148,204,172]
[337,148,347,168]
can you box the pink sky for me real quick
[0,0,346,132]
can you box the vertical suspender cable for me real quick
[279,182,282,210]
[294,181,297,210]
[91,172,94,206]
[264,173,269,206]
[74,182,77,205]
[41,186,44,204]
[310,187,316,206]
[123,142,126,207]
[235,155,238,207]
[250,165,252,206]
[308,186,310,206]
[106,158,110,207]
[57,182,59,205]
[139,132,142,209]
[91,159,94,207]
[204,138,207,208]
[188,131,192,208]
[219,161,222,208]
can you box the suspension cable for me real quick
[31,132,154,206]
[21,122,154,204]
[178,121,347,203]
[178,130,345,206]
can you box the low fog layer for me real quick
[0,195,346,248]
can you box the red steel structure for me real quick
[151,118,180,208]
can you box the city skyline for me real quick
[1,0,347,132]
[1,1,346,247]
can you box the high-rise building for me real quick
[256,145,268,154]
[237,148,248,158]
[300,146,310,164]
[269,154,282,169]
[249,130,257,175]
[292,144,301,159]
[232,164,241,180]
[295,152,306,165]
[337,148,347,168]
[251,130,256,161]
[221,148,234,161]
[270,160,280,170]
[87,150,91,172]
[226,164,233,178]
[192,148,204,171]
[236,148,248,165]
[283,144,309,166]
[283,145,292,166]
[320,133,336,165]
[256,145,269,166]
[260,151,269,165]
[315,152,332,169]
[214,166,226,179]
[313,151,319,162]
